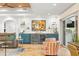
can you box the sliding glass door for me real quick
[63,16,77,45]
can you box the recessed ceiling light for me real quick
[52,3,57,6]
[48,13,50,15]
[0,6,3,7]
[0,9,7,11]
[18,5,22,7]
[17,9,24,11]
[6,17,14,20]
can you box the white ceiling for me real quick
[30,3,75,16]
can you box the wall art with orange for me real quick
[32,20,46,31]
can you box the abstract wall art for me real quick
[32,20,46,31]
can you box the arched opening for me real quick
[3,17,16,33]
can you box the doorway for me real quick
[63,16,78,45]
[4,18,16,33]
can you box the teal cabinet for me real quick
[19,34,31,44]
[47,34,58,38]
[47,34,58,39]
[19,33,58,44]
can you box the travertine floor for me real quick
[0,44,70,56]
[18,44,44,56]
[0,48,22,56]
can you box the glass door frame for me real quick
[63,16,78,45]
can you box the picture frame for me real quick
[32,20,46,31]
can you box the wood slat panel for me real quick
[0,3,31,8]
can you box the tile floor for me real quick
[0,44,70,56]
[0,48,23,56]
[18,44,44,56]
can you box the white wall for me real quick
[24,15,59,34]
[0,14,60,39]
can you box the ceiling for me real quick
[0,3,75,17]
[30,3,75,16]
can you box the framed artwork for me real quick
[32,20,46,31]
